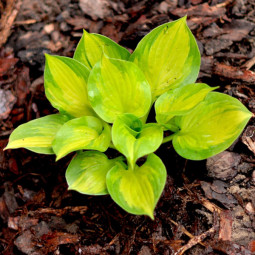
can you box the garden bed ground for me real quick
[0,0,255,254]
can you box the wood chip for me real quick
[219,210,232,241]
[171,3,226,18]
[213,62,255,84]
[242,126,255,155]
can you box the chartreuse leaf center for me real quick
[87,55,152,123]
[44,54,95,118]
[4,114,69,154]
[74,30,130,69]
[130,16,201,100]
[52,116,111,160]
[66,151,124,195]
[155,83,218,125]
[112,114,163,169]
[106,153,167,219]
[172,92,253,160]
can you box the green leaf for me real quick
[88,56,151,123]
[66,151,120,195]
[74,30,130,69]
[106,153,167,219]
[5,114,69,154]
[155,83,217,124]
[44,54,95,118]
[52,116,111,160]
[172,92,253,160]
[112,114,163,169]
[130,16,201,100]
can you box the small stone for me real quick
[79,0,112,20]
[60,21,70,32]
[252,171,255,183]
[245,202,255,215]
[8,216,20,230]
[138,245,152,255]
[0,90,16,120]
[157,2,169,14]
[51,31,60,43]
[44,23,55,34]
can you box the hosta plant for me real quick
[5,17,252,219]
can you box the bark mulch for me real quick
[0,0,255,254]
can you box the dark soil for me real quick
[1,0,255,254]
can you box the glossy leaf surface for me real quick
[5,114,69,154]
[44,54,95,118]
[173,92,253,160]
[53,116,111,160]
[130,17,200,100]
[106,154,167,219]
[66,151,118,195]
[112,114,163,169]
[155,83,216,124]
[88,56,151,123]
[74,30,130,69]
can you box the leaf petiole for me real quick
[162,134,175,144]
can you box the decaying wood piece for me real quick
[0,0,22,48]
[213,62,255,84]
[218,210,232,241]
[29,206,88,217]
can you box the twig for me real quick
[241,56,255,70]
[169,218,206,247]
[29,206,88,216]
[0,0,22,48]
[215,0,234,8]
[174,226,216,255]
[199,196,222,214]
[14,19,37,26]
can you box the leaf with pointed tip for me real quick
[44,54,95,118]
[155,83,217,124]
[112,114,163,169]
[5,114,69,154]
[66,151,122,195]
[172,92,253,160]
[52,116,111,160]
[130,16,201,100]
[106,153,167,219]
[88,56,151,123]
[74,30,130,69]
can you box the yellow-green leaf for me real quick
[130,16,201,100]
[74,30,130,69]
[44,54,95,118]
[172,92,253,160]
[155,83,217,124]
[5,114,69,154]
[52,116,111,160]
[88,56,151,123]
[112,114,163,169]
[106,154,167,219]
[66,151,120,195]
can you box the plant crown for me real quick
[5,17,252,219]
